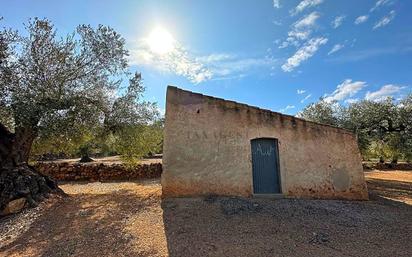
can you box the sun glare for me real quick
[147,27,175,55]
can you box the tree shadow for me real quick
[1,189,160,257]
[367,178,412,204]
[2,179,411,257]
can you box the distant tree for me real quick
[342,98,400,158]
[299,95,412,162]
[297,99,342,127]
[397,94,412,162]
[31,126,94,159]
[114,119,164,166]
[0,18,158,211]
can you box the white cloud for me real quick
[211,57,276,77]
[196,54,277,80]
[354,15,369,25]
[327,46,412,62]
[324,79,367,102]
[297,89,306,94]
[370,0,392,12]
[279,31,310,49]
[291,0,323,16]
[279,12,320,48]
[273,0,281,8]
[279,105,295,113]
[196,53,233,63]
[332,15,345,29]
[128,38,275,83]
[281,37,328,72]
[128,40,212,84]
[345,98,359,104]
[365,84,404,101]
[350,38,357,47]
[328,44,344,55]
[294,12,320,29]
[300,94,312,103]
[373,10,396,30]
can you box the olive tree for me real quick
[299,95,412,161]
[29,72,160,162]
[0,18,158,211]
[114,119,163,166]
[297,99,343,127]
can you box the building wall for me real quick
[162,86,368,200]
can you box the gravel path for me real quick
[1,174,411,257]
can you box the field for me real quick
[1,170,411,257]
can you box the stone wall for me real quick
[34,162,162,181]
[162,86,368,200]
[363,162,412,170]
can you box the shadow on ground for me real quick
[1,177,411,257]
[367,178,412,204]
[1,188,159,257]
[161,194,412,257]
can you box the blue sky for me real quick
[2,0,411,115]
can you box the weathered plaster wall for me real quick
[162,86,368,200]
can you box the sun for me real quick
[147,27,175,55]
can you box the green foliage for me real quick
[114,122,163,166]
[297,99,343,127]
[0,106,14,132]
[299,95,412,162]
[0,18,161,162]
[1,18,129,130]
[30,73,162,161]
[31,120,101,158]
[31,130,92,158]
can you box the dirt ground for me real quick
[1,171,411,257]
[365,170,412,205]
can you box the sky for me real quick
[1,0,411,115]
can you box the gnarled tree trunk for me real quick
[0,123,61,214]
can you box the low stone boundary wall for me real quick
[34,162,162,181]
[363,162,412,170]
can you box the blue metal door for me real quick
[251,138,281,194]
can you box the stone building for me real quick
[162,86,368,200]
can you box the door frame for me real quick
[250,137,282,196]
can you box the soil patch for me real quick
[365,170,412,205]
[1,171,411,257]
